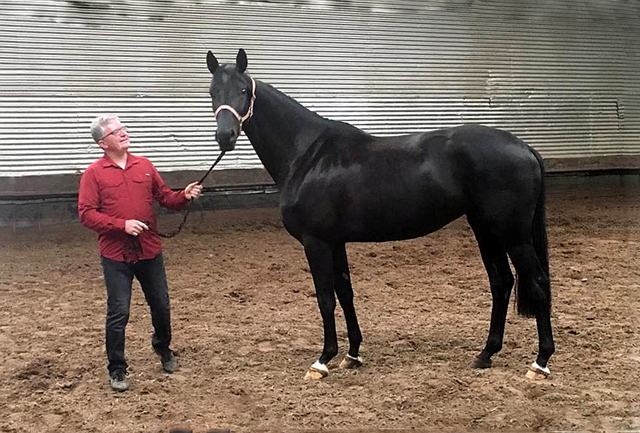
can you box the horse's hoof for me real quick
[304,367,328,380]
[525,362,550,380]
[471,357,492,369]
[304,361,329,380]
[339,355,363,370]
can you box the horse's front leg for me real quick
[332,244,363,370]
[302,236,339,380]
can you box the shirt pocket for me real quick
[131,173,153,203]
[100,177,125,200]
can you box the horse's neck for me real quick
[243,82,327,186]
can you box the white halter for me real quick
[213,77,257,126]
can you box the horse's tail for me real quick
[531,149,549,279]
[516,148,551,317]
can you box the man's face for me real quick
[98,120,130,153]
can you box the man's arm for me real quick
[151,165,202,210]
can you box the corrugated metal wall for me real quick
[1,0,639,178]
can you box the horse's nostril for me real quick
[216,129,231,141]
[216,129,239,150]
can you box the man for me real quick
[78,114,203,392]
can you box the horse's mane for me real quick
[257,79,371,139]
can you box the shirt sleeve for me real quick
[77,166,126,234]
[150,164,190,210]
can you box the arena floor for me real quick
[1,182,639,432]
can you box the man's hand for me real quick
[184,182,203,200]
[125,219,149,236]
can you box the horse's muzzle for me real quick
[215,128,237,152]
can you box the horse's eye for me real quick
[241,88,247,94]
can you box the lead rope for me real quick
[154,150,227,238]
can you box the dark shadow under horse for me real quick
[206,49,554,380]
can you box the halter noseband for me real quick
[213,77,257,126]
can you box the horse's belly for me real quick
[343,206,464,242]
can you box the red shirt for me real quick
[78,153,189,262]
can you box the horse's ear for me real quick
[236,48,247,73]
[207,51,219,75]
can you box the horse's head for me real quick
[207,48,256,152]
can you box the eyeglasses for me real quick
[100,125,128,140]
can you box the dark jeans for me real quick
[100,253,172,374]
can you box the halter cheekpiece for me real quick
[213,77,257,126]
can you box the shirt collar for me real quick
[101,153,141,169]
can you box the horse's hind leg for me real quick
[507,242,555,378]
[332,244,363,369]
[469,219,515,369]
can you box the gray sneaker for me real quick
[156,349,179,373]
[109,370,129,392]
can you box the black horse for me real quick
[206,49,554,380]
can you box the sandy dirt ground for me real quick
[0,182,639,433]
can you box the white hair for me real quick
[90,114,120,143]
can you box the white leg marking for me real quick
[531,361,550,375]
[311,360,329,374]
[345,354,363,363]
